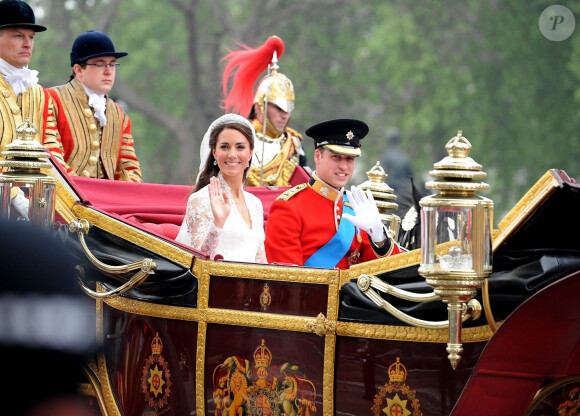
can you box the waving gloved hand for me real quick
[342,185,386,243]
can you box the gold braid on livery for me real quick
[245,120,304,187]
[48,78,142,182]
[0,75,64,167]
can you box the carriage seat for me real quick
[69,166,310,242]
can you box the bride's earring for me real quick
[213,160,217,166]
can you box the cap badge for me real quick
[346,131,354,141]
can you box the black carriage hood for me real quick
[339,170,580,325]
[64,223,199,307]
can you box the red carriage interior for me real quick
[64,166,310,243]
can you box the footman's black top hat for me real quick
[70,30,128,66]
[0,0,46,32]
[306,118,369,157]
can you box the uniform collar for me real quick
[80,82,107,127]
[0,58,38,96]
[309,172,343,202]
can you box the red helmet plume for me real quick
[221,36,286,115]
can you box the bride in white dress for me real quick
[175,114,267,263]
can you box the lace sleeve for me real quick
[176,190,223,258]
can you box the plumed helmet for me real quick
[0,0,46,32]
[253,61,295,113]
[70,30,128,66]
[221,36,295,116]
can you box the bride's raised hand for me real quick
[209,176,230,228]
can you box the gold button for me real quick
[11,105,20,115]
[91,140,100,150]
[89,123,97,133]
[81,170,90,177]
[1,89,10,98]
[83,108,93,118]
[337,214,341,220]
[88,156,98,166]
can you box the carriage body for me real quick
[46,160,580,416]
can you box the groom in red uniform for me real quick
[265,118,403,269]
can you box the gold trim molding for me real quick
[73,205,193,268]
[194,258,340,284]
[493,170,560,250]
[50,167,81,224]
[195,321,207,416]
[102,292,494,343]
[336,320,495,343]
[323,334,336,415]
[95,298,122,416]
[341,249,421,287]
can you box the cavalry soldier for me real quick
[48,30,142,182]
[265,119,403,269]
[221,36,308,187]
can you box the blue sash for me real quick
[305,194,356,268]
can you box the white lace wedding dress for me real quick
[175,174,267,263]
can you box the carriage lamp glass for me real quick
[418,131,493,369]
[0,118,56,230]
[420,198,492,274]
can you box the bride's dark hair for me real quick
[193,122,254,193]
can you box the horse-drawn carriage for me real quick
[4,132,580,415]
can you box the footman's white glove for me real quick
[343,186,386,243]
[11,188,29,219]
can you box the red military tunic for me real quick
[265,174,402,269]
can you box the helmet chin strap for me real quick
[265,116,285,137]
[256,101,287,138]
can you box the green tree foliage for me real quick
[27,0,580,219]
[356,0,580,218]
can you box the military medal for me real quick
[348,249,361,266]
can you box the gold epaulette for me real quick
[276,183,307,201]
[286,126,303,141]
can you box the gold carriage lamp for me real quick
[418,130,493,369]
[359,161,401,241]
[0,118,56,230]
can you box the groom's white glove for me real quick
[343,186,386,243]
